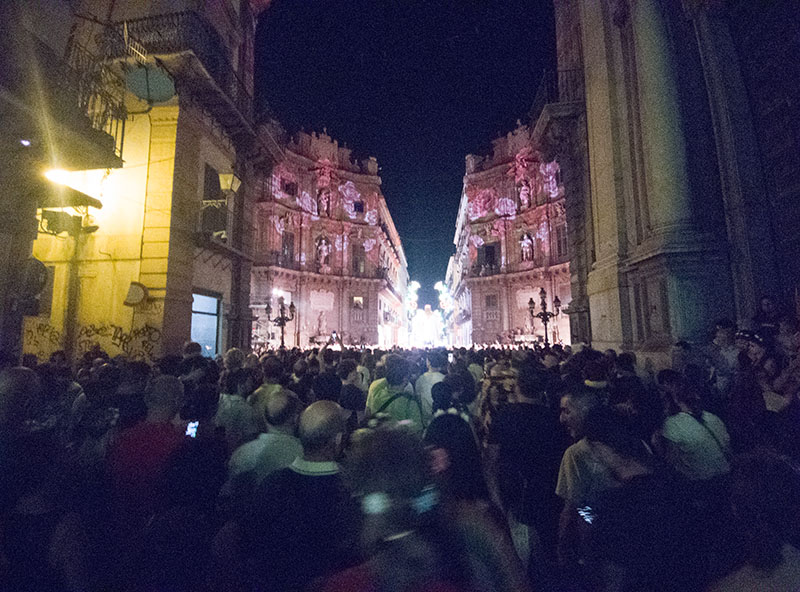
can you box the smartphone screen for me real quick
[186,421,199,438]
[448,353,454,364]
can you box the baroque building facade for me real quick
[447,123,571,347]
[250,130,408,349]
[543,0,800,366]
[17,0,280,361]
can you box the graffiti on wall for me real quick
[24,320,64,359]
[76,323,162,361]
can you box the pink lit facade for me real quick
[250,130,408,349]
[447,123,571,347]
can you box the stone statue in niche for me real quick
[317,237,332,268]
[518,179,531,210]
[520,233,534,262]
[316,311,328,336]
[318,188,331,217]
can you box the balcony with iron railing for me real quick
[0,31,126,169]
[104,10,253,139]
[528,69,585,125]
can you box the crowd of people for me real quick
[2,300,800,591]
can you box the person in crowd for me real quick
[708,450,800,591]
[357,351,374,391]
[0,367,92,592]
[555,386,616,576]
[227,387,302,490]
[752,295,782,339]
[654,370,731,482]
[312,367,345,402]
[106,376,184,522]
[214,367,259,452]
[248,355,284,431]
[582,405,703,591]
[426,413,532,592]
[339,358,367,431]
[709,318,741,397]
[241,400,360,591]
[415,350,447,422]
[324,427,485,592]
[366,354,424,431]
[289,357,314,403]
[138,411,228,592]
[487,363,565,584]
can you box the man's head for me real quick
[336,359,359,384]
[224,348,245,372]
[427,351,447,373]
[144,375,183,421]
[264,388,301,429]
[293,358,308,378]
[261,355,284,383]
[714,318,736,346]
[559,387,600,439]
[384,354,410,388]
[312,371,342,402]
[298,400,346,460]
[516,365,546,405]
[183,341,202,358]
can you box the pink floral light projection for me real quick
[507,145,540,184]
[338,181,361,220]
[541,161,562,200]
[470,235,484,248]
[494,197,516,217]
[365,209,379,225]
[296,191,318,215]
[335,234,349,252]
[363,238,377,252]
[468,188,498,221]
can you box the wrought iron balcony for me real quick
[105,11,253,141]
[0,32,126,168]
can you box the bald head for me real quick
[265,388,300,428]
[298,400,346,458]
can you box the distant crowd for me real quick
[2,296,800,591]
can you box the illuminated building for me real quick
[249,129,408,349]
[16,0,281,361]
[447,121,571,347]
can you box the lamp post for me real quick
[265,296,295,349]
[528,287,561,348]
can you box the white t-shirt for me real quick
[660,411,730,481]
[415,370,445,420]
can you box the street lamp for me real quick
[265,295,295,349]
[528,287,561,348]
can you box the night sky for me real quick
[254,0,556,306]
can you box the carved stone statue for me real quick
[318,188,331,217]
[519,179,531,209]
[520,233,534,262]
[316,311,328,336]
[317,237,332,266]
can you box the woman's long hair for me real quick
[424,414,491,503]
